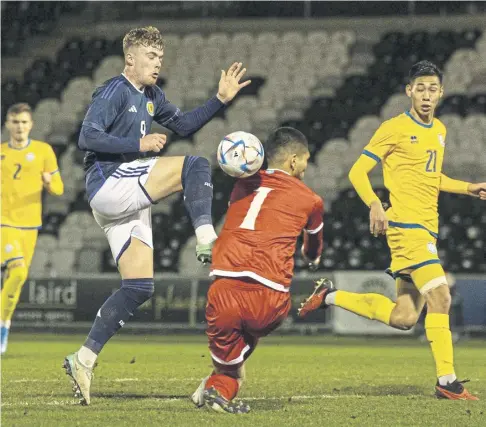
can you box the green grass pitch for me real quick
[2,334,485,426]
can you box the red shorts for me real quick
[206,277,291,366]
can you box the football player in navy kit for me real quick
[63,26,250,405]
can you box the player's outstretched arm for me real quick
[349,155,388,236]
[154,62,251,137]
[440,174,486,199]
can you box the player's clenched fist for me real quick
[139,133,167,152]
[467,182,486,200]
[41,172,52,186]
[369,200,388,237]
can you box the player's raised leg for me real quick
[303,276,424,329]
[143,155,217,263]
[298,277,399,328]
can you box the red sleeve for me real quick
[305,196,324,234]
[303,196,324,261]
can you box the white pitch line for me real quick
[7,377,204,384]
[245,394,364,401]
[1,394,364,407]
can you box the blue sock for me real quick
[181,156,214,229]
[84,279,154,354]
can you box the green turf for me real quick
[2,334,485,426]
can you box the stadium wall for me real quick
[12,273,486,335]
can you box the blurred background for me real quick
[2,1,485,337]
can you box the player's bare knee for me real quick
[390,310,418,330]
[399,313,419,330]
[424,284,451,313]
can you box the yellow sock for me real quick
[334,291,395,325]
[425,313,455,378]
[1,265,28,323]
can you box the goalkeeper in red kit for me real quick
[190,127,325,414]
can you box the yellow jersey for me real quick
[362,112,447,235]
[1,139,64,229]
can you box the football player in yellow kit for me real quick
[299,61,485,399]
[1,103,64,354]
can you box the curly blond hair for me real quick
[123,26,164,54]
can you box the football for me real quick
[217,131,265,178]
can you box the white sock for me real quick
[324,291,336,305]
[195,224,217,245]
[1,320,11,329]
[77,346,98,368]
[438,373,457,386]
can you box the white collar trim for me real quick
[266,168,291,176]
[122,73,144,94]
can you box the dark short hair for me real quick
[409,60,443,84]
[265,127,309,165]
[7,103,32,118]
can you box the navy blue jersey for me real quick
[79,74,224,200]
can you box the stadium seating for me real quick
[1,2,85,57]
[3,26,484,275]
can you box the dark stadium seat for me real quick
[458,29,482,48]
[23,59,52,83]
[237,76,266,96]
[41,213,66,236]
[1,79,19,118]
[102,249,118,272]
[155,247,179,272]
[1,2,86,58]
[436,95,468,116]
[468,94,486,114]
[84,38,110,60]
[70,191,90,212]
[50,143,68,159]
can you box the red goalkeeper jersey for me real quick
[210,169,324,292]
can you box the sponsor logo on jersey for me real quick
[427,242,438,255]
[410,135,418,144]
[129,105,137,113]
[5,243,13,253]
[147,101,154,116]
[26,152,35,161]
[438,134,445,147]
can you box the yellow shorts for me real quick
[1,226,38,269]
[386,225,446,294]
